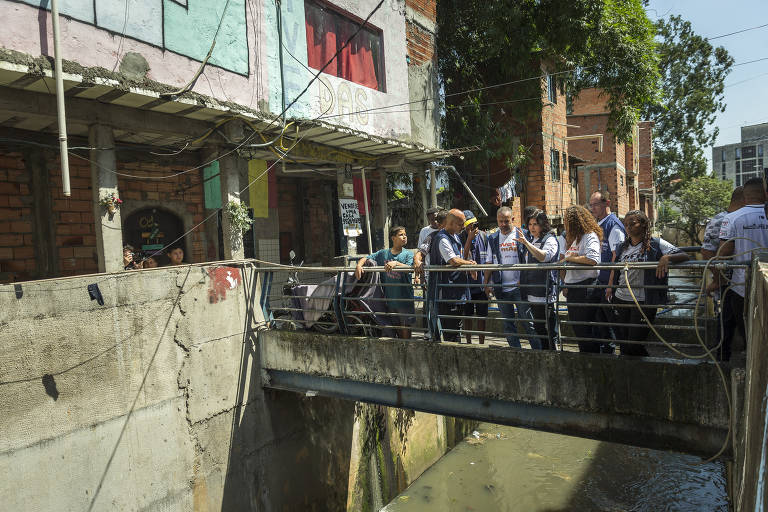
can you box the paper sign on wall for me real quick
[339,198,362,237]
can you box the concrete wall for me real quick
[734,257,768,511]
[0,263,462,511]
[0,0,426,141]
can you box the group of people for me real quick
[355,190,703,356]
[123,245,185,270]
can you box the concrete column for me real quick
[336,166,356,256]
[88,124,123,273]
[429,163,438,208]
[418,169,428,225]
[219,152,245,260]
[376,170,390,250]
[25,149,58,277]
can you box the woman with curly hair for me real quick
[561,205,603,353]
[606,210,688,356]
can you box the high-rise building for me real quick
[712,123,768,187]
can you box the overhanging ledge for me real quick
[259,330,734,459]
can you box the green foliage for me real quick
[225,200,253,234]
[644,15,733,197]
[437,0,660,170]
[661,176,732,245]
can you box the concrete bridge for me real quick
[260,330,735,459]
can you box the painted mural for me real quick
[17,0,249,75]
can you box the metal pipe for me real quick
[361,167,373,254]
[275,0,286,114]
[51,0,71,197]
[429,162,437,208]
[433,164,488,217]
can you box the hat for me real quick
[426,206,443,215]
[463,210,478,227]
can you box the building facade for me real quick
[712,122,768,187]
[567,87,655,222]
[0,0,441,283]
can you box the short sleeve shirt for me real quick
[599,215,626,252]
[438,234,461,262]
[614,238,679,302]
[563,232,601,284]
[719,204,768,297]
[418,226,437,248]
[368,248,415,310]
[485,228,522,291]
[702,211,727,252]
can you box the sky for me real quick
[645,0,768,170]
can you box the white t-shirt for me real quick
[563,232,601,284]
[526,235,560,302]
[598,215,626,252]
[485,228,521,291]
[556,234,567,256]
[418,226,438,248]
[438,233,460,263]
[615,238,678,302]
[719,204,768,297]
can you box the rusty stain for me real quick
[207,267,241,304]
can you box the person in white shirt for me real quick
[605,210,689,356]
[561,205,602,353]
[418,207,444,248]
[717,178,768,360]
[483,207,536,348]
[701,186,744,360]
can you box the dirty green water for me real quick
[382,423,728,512]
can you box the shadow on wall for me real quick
[219,270,356,511]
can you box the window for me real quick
[620,174,624,187]
[305,0,385,91]
[759,145,764,157]
[721,149,727,161]
[547,74,557,104]
[550,149,560,181]
[722,169,727,180]
[743,145,756,159]
[735,147,742,160]
[736,175,742,187]
[736,161,741,172]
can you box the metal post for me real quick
[429,163,437,208]
[51,0,71,197]
[361,167,373,254]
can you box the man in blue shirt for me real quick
[427,209,476,342]
[588,191,626,353]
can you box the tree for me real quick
[437,0,660,190]
[659,176,732,245]
[643,15,733,197]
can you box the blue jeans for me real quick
[496,288,536,348]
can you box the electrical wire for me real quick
[709,22,768,41]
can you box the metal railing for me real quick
[258,260,749,359]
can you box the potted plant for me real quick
[99,193,123,214]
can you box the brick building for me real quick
[0,0,442,283]
[567,88,656,221]
[487,66,577,223]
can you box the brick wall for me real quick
[116,161,206,264]
[638,121,654,190]
[570,88,610,116]
[405,0,436,67]
[0,148,208,283]
[0,152,34,280]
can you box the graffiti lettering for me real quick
[318,76,369,125]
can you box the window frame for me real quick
[550,148,560,181]
[304,0,386,92]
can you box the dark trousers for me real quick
[566,278,603,353]
[589,284,616,354]
[722,290,746,361]
[437,301,462,342]
[612,298,655,356]
[530,302,557,350]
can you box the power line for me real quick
[733,56,768,67]
[709,22,768,41]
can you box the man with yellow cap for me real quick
[459,210,489,344]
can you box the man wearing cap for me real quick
[418,207,444,248]
[459,210,489,344]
